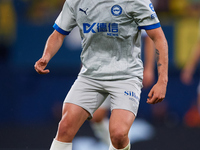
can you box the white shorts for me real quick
[64,76,142,119]
[99,95,111,109]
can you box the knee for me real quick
[58,119,70,132]
[110,126,128,145]
[57,118,74,141]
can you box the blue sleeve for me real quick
[53,23,71,35]
[138,23,161,30]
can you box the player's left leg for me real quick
[105,78,142,150]
[109,109,135,150]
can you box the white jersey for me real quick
[54,0,160,81]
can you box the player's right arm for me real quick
[34,30,66,74]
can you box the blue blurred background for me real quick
[0,0,200,149]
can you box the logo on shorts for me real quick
[124,91,139,101]
[111,5,122,16]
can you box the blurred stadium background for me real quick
[0,0,200,149]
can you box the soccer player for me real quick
[34,0,168,150]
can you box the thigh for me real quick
[91,107,108,122]
[56,103,90,142]
[62,103,90,126]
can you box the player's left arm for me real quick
[146,27,168,104]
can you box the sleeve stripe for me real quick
[53,23,70,35]
[138,23,161,30]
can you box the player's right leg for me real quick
[50,76,108,150]
[56,103,90,142]
[50,103,90,150]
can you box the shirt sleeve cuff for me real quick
[53,23,70,35]
[138,23,161,30]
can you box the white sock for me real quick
[50,139,72,150]
[109,141,130,150]
[91,118,110,145]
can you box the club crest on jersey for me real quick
[111,5,122,16]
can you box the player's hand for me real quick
[34,58,50,74]
[147,81,167,104]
